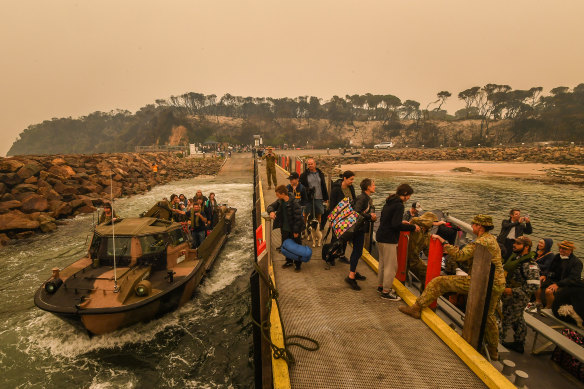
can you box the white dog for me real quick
[307,219,322,247]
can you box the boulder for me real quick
[15,231,35,239]
[53,181,78,195]
[24,176,38,184]
[16,163,43,180]
[1,193,15,201]
[77,205,96,214]
[0,159,24,173]
[11,183,38,195]
[48,165,76,179]
[0,172,24,186]
[37,186,61,201]
[40,222,57,233]
[20,194,49,212]
[0,200,22,214]
[0,233,10,245]
[51,157,67,165]
[0,210,41,231]
[51,202,73,219]
[0,182,7,196]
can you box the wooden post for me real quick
[462,244,493,350]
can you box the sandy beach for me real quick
[340,160,584,179]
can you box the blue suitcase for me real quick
[281,238,312,262]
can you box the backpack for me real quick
[327,197,364,241]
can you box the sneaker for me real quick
[345,277,361,291]
[354,272,366,281]
[377,286,383,293]
[294,267,301,273]
[339,257,350,264]
[380,291,402,301]
[282,262,294,269]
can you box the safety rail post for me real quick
[425,238,444,309]
[396,231,410,282]
[262,212,273,267]
[462,244,493,350]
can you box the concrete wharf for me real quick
[253,159,514,389]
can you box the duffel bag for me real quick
[281,238,312,262]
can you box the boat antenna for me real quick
[111,172,119,293]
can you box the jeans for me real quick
[192,229,206,249]
[350,232,365,272]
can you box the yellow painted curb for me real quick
[361,249,515,389]
[258,167,291,389]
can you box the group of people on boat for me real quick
[265,156,582,362]
[98,189,221,249]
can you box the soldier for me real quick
[407,212,439,286]
[499,236,540,354]
[263,147,278,189]
[399,214,506,360]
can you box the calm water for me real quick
[0,177,254,389]
[1,171,583,388]
[369,175,584,252]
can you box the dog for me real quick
[552,286,584,328]
[307,219,322,247]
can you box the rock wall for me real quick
[0,153,223,245]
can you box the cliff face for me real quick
[0,153,223,245]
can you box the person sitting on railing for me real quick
[328,170,356,263]
[267,185,304,271]
[406,212,438,287]
[190,203,208,249]
[536,240,582,309]
[98,203,119,224]
[500,236,540,354]
[403,201,422,222]
[399,214,506,361]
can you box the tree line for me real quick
[8,84,584,155]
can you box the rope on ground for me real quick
[251,261,320,365]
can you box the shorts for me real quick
[304,199,324,217]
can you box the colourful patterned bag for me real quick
[328,197,363,240]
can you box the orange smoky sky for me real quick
[1,0,583,156]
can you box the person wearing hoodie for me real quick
[345,178,376,290]
[500,236,540,354]
[328,171,356,263]
[535,238,555,274]
[375,184,419,300]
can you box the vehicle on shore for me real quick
[374,141,394,149]
[34,207,236,335]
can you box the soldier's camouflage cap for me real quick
[411,212,438,229]
[471,214,494,227]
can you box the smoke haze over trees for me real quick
[8,83,584,156]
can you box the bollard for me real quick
[501,359,516,376]
[396,231,410,282]
[425,238,443,309]
[261,212,273,266]
[514,370,528,387]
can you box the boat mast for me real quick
[111,173,119,293]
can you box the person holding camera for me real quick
[497,208,533,259]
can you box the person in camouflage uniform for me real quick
[263,147,278,189]
[407,212,439,286]
[499,236,540,353]
[399,214,506,360]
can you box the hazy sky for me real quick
[1,0,583,156]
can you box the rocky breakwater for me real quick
[0,153,223,245]
[309,146,584,183]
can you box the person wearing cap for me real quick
[496,208,533,259]
[403,201,422,222]
[406,212,439,287]
[98,203,118,224]
[285,172,308,207]
[536,240,582,309]
[399,214,506,360]
[263,147,278,189]
[500,236,540,354]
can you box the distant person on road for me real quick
[403,201,422,222]
[267,185,304,271]
[328,171,356,263]
[299,158,329,228]
[345,178,376,291]
[497,208,532,259]
[152,163,158,174]
[376,183,419,300]
[263,147,278,189]
[98,203,118,224]
[399,214,506,361]
[500,236,540,354]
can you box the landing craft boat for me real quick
[34,206,236,335]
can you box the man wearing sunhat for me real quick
[500,236,540,354]
[263,147,278,189]
[539,240,581,309]
[399,214,506,360]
